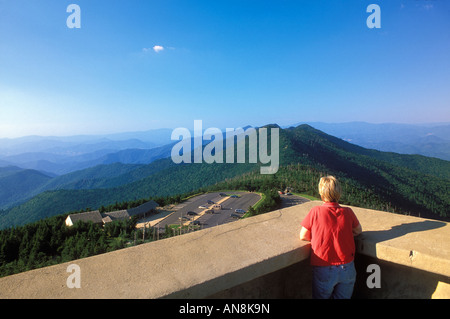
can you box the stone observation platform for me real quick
[0,201,449,298]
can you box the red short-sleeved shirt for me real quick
[301,202,360,266]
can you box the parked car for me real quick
[205,209,214,214]
[230,213,242,219]
[219,193,227,197]
[199,205,207,209]
[178,216,190,221]
[230,195,239,198]
[235,209,245,214]
[187,211,198,216]
[207,200,215,204]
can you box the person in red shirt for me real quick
[300,176,362,299]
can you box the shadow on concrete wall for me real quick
[358,220,446,244]
[354,254,449,299]
[354,220,448,299]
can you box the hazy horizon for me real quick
[1,120,449,140]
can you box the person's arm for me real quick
[352,223,362,237]
[299,226,311,241]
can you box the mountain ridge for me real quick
[0,124,448,229]
[296,121,450,161]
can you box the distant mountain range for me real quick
[296,122,450,161]
[0,123,448,229]
[1,123,448,177]
[0,128,175,175]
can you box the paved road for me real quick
[279,194,310,208]
[156,192,261,230]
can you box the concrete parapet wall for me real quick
[0,201,449,299]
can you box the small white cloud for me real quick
[153,45,164,53]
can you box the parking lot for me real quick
[154,191,261,230]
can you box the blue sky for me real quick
[0,0,449,137]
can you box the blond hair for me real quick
[318,176,341,202]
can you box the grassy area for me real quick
[243,192,264,217]
[166,223,201,236]
[181,192,205,201]
[292,193,320,201]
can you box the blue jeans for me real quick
[312,261,356,299]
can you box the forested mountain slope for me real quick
[0,124,448,229]
[0,167,53,209]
